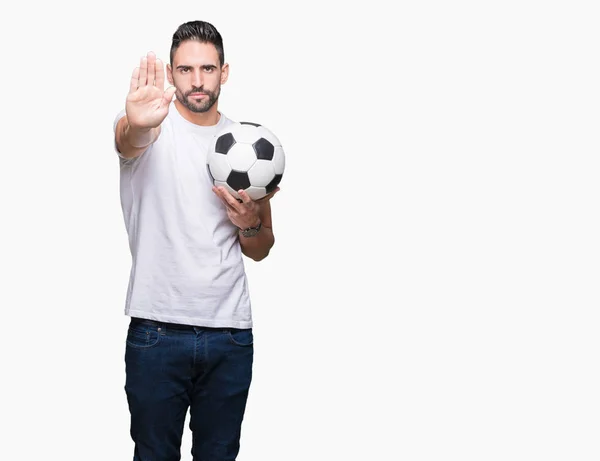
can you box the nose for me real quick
[192,69,203,88]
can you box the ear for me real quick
[167,64,174,85]
[220,63,229,85]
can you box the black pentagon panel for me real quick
[266,174,282,193]
[215,132,236,154]
[227,171,251,191]
[253,138,274,160]
[240,121,261,127]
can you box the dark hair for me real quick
[170,20,225,66]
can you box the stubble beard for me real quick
[177,86,220,113]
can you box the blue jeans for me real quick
[124,317,254,461]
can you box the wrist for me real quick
[124,122,156,148]
[239,220,262,238]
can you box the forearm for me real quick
[116,117,160,158]
[239,225,275,261]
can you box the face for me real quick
[167,40,229,113]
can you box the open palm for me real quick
[126,52,177,130]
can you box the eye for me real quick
[203,66,214,73]
[181,68,190,73]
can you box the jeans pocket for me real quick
[126,324,161,349]
[227,328,253,347]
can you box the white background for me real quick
[0,0,598,460]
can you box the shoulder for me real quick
[219,112,237,127]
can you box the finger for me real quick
[218,186,243,210]
[155,58,165,90]
[162,86,177,108]
[238,189,253,205]
[147,52,156,86]
[212,186,236,210]
[129,67,140,93]
[213,186,242,209]
[138,56,148,87]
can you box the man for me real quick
[112,20,279,461]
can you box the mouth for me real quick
[190,93,207,98]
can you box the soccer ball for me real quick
[206,121,285,201]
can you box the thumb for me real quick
[162,86,177,106]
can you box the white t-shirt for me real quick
[113,102,253,328]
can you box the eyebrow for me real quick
[176,64,218,70]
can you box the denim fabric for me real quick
[124,317,254,461]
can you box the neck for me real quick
[174,99,221,126]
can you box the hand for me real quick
[126,51,177,130]
[212,186,280,229]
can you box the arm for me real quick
[238,199,275,261]
[212,186,280,262]
[115,51,176,159]
[115,117,161,159]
